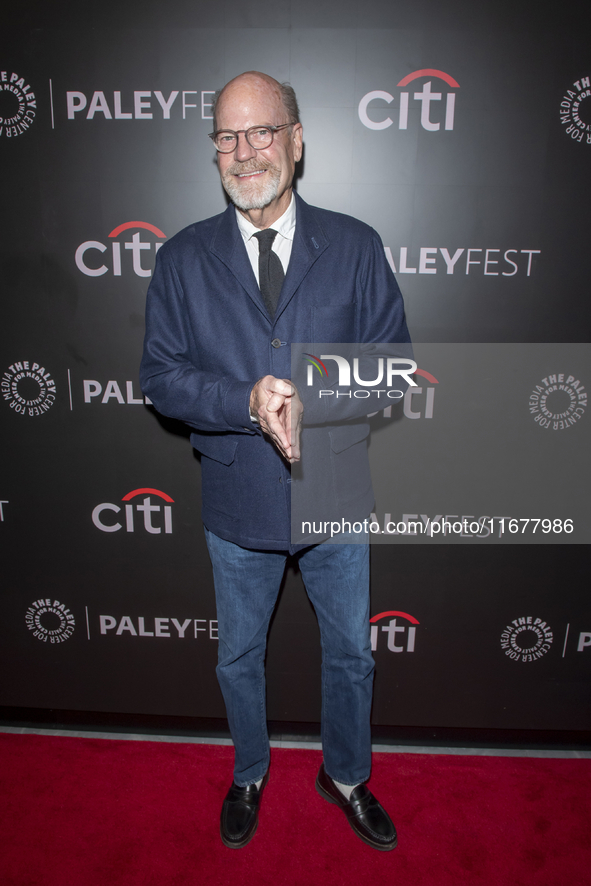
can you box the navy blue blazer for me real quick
[140,192,410,550]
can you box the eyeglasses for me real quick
[208,123,293,153]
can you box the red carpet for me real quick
[0,732,589,886]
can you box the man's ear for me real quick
[292,123,303,163]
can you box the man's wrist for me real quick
[249,378,264,425]
[221,379,260,431]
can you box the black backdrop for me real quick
[2,0,590,736]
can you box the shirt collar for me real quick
[235,192,296,244]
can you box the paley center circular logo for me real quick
[559,75,591,145]
[500,616,553,662]
[0,70,37,138]
[2,361,57,417]
[26,599,75,644]
[528,372,587,430]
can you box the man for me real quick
[140,71,410,851]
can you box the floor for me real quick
[1,725,589,758]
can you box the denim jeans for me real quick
[204,527,373,787]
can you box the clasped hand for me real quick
[250,376,303,463]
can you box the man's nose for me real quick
[234,131,257,162]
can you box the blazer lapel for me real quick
[209,204,269,318]
[208,194,330,323]
[275,192,329,321]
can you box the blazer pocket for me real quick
[190,431,238,465]
[329,422,372,506]
[329,421,370,453]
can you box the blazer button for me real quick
[271,338,282,348]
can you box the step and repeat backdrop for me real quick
[1,1,590,732]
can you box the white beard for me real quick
[222,162,281,211]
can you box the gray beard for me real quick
[222,165,281,211]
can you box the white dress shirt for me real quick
[237,194,296,425]
[235,192,296,283]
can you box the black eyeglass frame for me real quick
[208,122,294,153]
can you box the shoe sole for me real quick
[220,817,258,849]
[315,778,398,852]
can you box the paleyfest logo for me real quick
[358,69,458,132]
[2,361,57,417]
[559,75,591,145]
[500,616,553,663]
[65,88,215,122]
[26,599,75,644]
[0,71,36,137]
[529,372,586,430]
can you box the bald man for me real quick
[141,72,411,851]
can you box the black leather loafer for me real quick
[220,771,269,848]
[315,763,397,851]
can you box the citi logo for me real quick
[404,368,437,419]
[370,610,419,652]
[92,488,174,534]
[370,368,438,420]
[358,69,459,132]
[75,221,166,278]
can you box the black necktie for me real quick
[253,229,284,318]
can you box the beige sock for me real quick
[333,779,359,800]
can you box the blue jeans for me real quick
[204,528,374,787]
